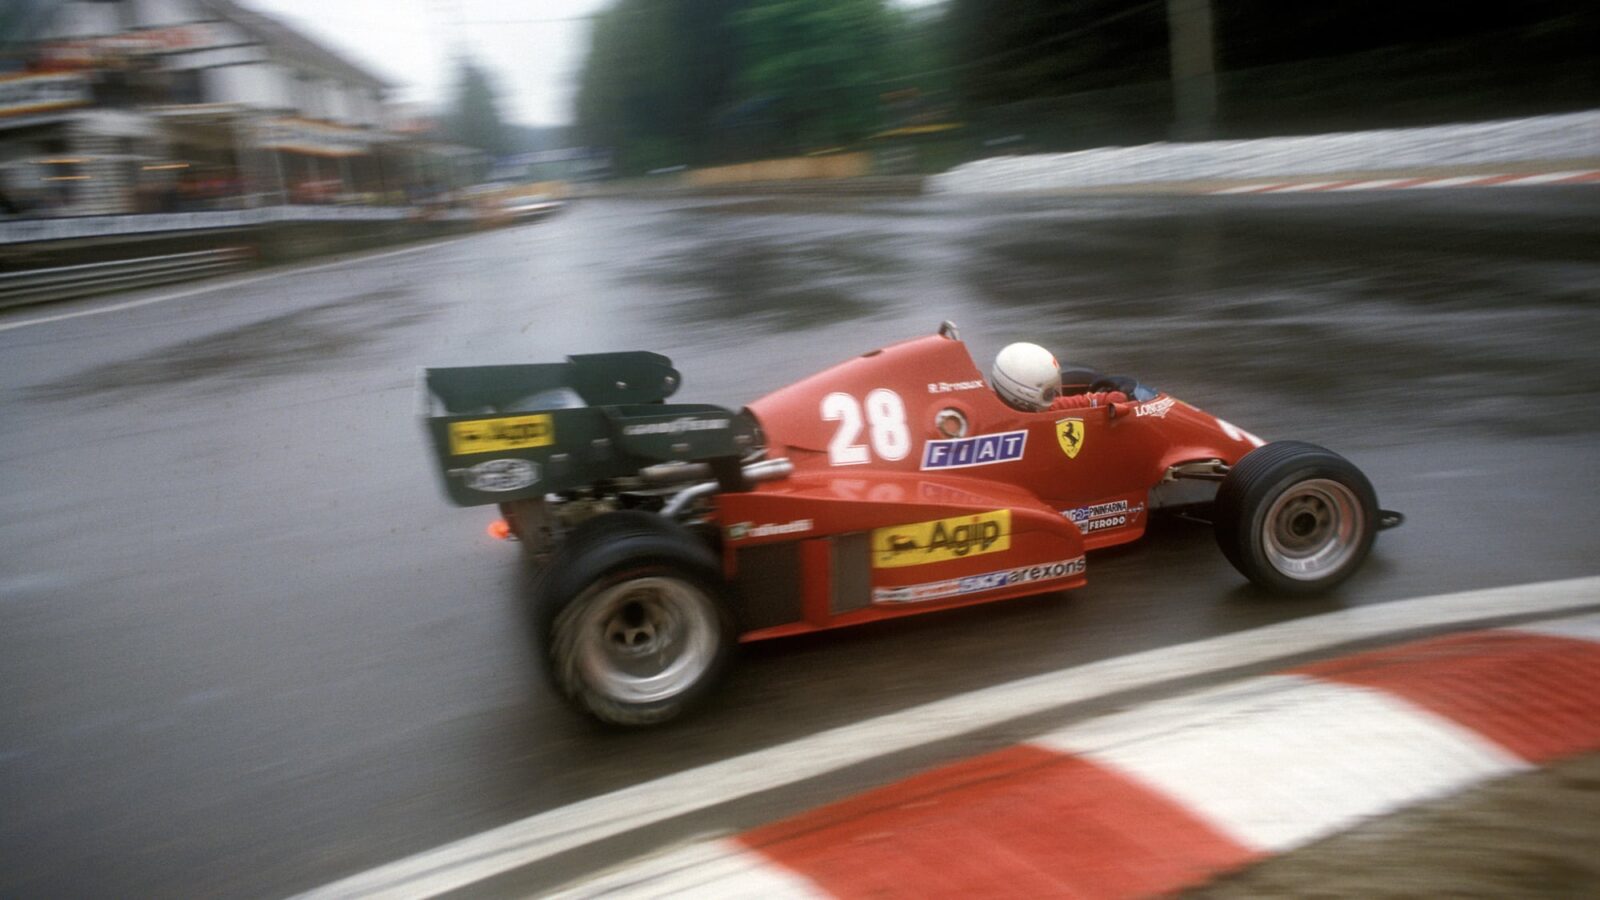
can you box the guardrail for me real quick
[930,109,1600,194]
[0,247,253,310]
[0,205,419,246]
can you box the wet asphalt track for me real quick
[2,189,1599,898]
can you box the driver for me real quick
[993,342,1129,412]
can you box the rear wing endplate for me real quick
[418,353,759,506]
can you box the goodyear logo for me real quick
[871,509,1011,569]
[448,414,554,456]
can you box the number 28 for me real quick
[822,390,910,465]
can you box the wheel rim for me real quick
[571,576,718,704]
[1261,478,1364,581]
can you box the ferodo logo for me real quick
[871,509,1011,569]
[448,414,554,455]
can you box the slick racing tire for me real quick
[1214,441,1379,594]
[537,511,734,727]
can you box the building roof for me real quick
[198,0,394,90]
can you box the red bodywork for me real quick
[712,334,1266,642]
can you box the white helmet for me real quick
[992,342,1060,411]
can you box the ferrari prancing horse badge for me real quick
[1056,417,1085,459]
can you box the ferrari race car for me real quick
[420,322,1400,726]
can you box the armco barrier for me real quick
[0,205,417,247]
[0,247,253,309]
[0,204,484,311]
[930,109,1600,194]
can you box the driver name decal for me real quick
[448,414,554,455]
[927,379,985,394]
[921,430,1027,470]
[871,509,1011,568]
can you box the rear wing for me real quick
[419,352,759,506]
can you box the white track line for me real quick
[294,575,1600,900]
[545,839,826,900]
[1211,171,1600,195]
[1510,610,1600,643]
[0,238,468,335]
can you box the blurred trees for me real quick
[444,58,511,157]
[944,0,1599,144]
[946,0,1168,106]
[1214,0,1600,69]
[730,0,896,151]
[574,0,740,173]
[575,0,913,173]
[574,0,1599,169]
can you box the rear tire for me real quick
[536,511,733,727]
[1214,441,1378,594]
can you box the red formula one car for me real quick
[420,322,1399,725]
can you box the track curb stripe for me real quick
[294,580,1600,899]
[1205,170,1600,195]
[558,614,1600,898]
[1295,629,1600,764]
[741,746,1255,899]
[1034,675,1530,853]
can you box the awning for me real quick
[258,117,384,158]
[0,73,91,123]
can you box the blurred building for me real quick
[0,0,475,218]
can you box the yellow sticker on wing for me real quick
[448,414,554,455]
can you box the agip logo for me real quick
[1055,417,1085,459]
[871,509,1011,569]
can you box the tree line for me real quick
[557,0,1598,174]
[573,0,940,173]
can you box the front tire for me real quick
[537,511,733,727]
[1214,441,1378,594]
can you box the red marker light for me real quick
[487,519,512,540]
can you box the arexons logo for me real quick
[872,556,1086,603]
[871,509,1011,569]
